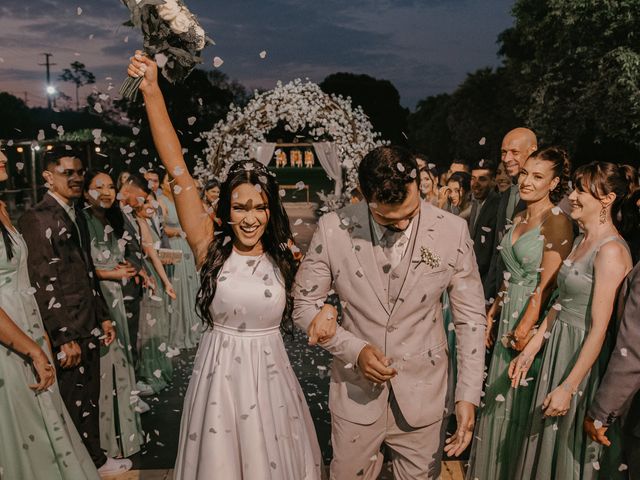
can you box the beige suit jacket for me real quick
[293,201,486,428]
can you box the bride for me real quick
[127,51,334,479]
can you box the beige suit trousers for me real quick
[330,392,446,480]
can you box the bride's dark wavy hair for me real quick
[196,160,297,334]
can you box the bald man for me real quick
[484,128,537,301]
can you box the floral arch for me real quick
[195,79,386,205]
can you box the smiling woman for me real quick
[128,53,332,479]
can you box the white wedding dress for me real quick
[174,251,323,480]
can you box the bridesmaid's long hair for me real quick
[197,161,298,333]
[82,169,125,239]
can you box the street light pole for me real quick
[39,53,57,110]
[30,145,39,204]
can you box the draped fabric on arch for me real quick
[313,142,343,196]
[250,143,277,166]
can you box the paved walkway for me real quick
[105,461,465,479]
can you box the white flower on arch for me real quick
[196,79,387,209]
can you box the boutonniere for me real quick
[413,246,441,269]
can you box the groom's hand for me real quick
[444,401,475,457]
[357,344,397,384]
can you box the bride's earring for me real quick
[599,205,607,224]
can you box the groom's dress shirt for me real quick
[371,218,414,270]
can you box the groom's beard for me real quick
[385,224,407,233]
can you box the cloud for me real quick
[0,0,513,108]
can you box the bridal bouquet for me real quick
[119,0,212,100]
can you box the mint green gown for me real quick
[466,223,546,480]
[84,211,143,458]
[137,219,173,394]
[0,229,99,479]
[164,198,201,349]
[514,235,627,479]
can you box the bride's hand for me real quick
[307,304,338,346]
[127,50,158,93]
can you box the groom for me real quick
[294,146,486,479]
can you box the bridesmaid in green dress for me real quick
[0,152,99,479]
[135,191,176,394]
[510,162,634,479]
[160,174,201,349]
[83,170,144,458]
[467,147,574,480]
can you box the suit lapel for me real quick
[347,204,390,315]
[391,202,440,318]
[43,194,87,264]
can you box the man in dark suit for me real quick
[585,253,640,477]
[19,147,132,475]
[484,128,537,301]
[468,161,500,300]
[117,173,156,400]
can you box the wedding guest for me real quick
[585,191,640,478]
[468,160,500,299]
[83,170,144,457]
[620,163,638,191]
[18,147,131,475]
[161,173,201,349]
[0,149,100,479]
[117,170,131,191]
[494,161,512,194]
[145,168,171,251]
[439,171,472,220]
[446,159,470,180]
[419,166,439,205]
[485,128,538,301]
[117,174,156,399]
[127,52,333,479]
[134,189,177,394]
[509,162,634,479]
[466,147,574,480]
[203,179,220,210]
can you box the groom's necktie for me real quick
[381,228,406,271]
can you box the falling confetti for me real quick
[213,56,224,68]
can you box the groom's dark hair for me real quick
[358,146,419,204]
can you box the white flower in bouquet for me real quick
[170,12,192,34]
[120,0,212,100]
[156,0,181,21]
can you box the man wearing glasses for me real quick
[19,146,132,476]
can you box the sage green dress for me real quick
[466,222,545,480]
[164,198,201,349]
[514,235,627,480]
[0,229,99,479]
[137,219,174,394]
[84,211,143,458]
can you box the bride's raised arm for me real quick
[128,50,213,267]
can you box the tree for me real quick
[115,68,248,172]
[60,61,96,110]
[446,67,521,164]
[407,93,453,167]
[0,92,33,138]
[499,0,640,163]
[320,73,409,145]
